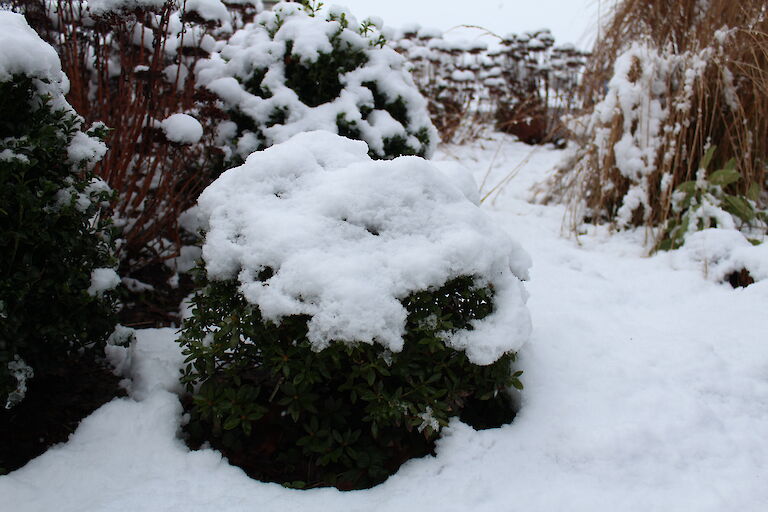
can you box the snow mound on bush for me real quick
[87,0,166,15]
[0,11,64,87]
[676,228,768,283]
[160,114,204,144]
[196,2,437,161]
[196,131,531,365]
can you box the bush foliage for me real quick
[11,0,261,270]
[198,1,437,163]
[180,273,521,489]
[0,74,118,409]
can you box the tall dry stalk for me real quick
[12,0,258,270]
[545,0,768,242]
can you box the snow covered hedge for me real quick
[197,1,437,163]
[180,131,531,488]
[0,12,119,409]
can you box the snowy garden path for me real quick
[3,135,767,511]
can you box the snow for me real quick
[4,356,34,410]
[67,131,108,167]
[196,4,438,160]
[675,228,768,282]
[0,149,30,164]
[160,114,204,145]
[0,11,63,84]
[165,245,203,274]
[196,131,531,363]
[87,0,166,15]
[87,268,121,297]
[3,135,768,511]
[184,0,231,23]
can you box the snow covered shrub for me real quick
[179,131,531,489]
[0,12,118,409]
[10,0,263,271]
[196,1,437,163]
[659,146,767,251]
[544,0,768,245]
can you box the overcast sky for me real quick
[333,0,612,49]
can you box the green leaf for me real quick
[723,195,755,222]
[223,415,241,430]
[699,145,717,171]
[747,183,761,202]
[708,167,741,188]
[675,181,697,196]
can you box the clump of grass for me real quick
[543,0,768,244]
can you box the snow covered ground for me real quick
[3,134,768,511]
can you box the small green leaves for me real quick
[698,145,717,172]
[723,195,756,223]
[300,0,324,16]
[747,183,761,202]
[179,275,520,489]
[675,180,697,197]
[223,415,241,431]
[659,146,766,251]
[1,75,117,408]
[511,370,524,391]
[708,164,740,188]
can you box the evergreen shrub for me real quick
[179,131,531,489]
[0,12,119,409]
[197,1,437,163]
[181,275,522,489]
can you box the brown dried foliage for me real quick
[393,29,586,145]
[547,0,768,238]
[13,0,257,269]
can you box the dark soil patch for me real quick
[459,390,518,430]
[727,268,755,288]
[119,262,196,329]
[0,356,125,475]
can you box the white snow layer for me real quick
[0,11,64,84]
[87,268,121,297]
[196,3,437,160]
[67,131,108,166]
[160,114,204,144]
[675,228,768,283]
[3,135,767,512]
[196,131,531,364]
[87,0,166,15]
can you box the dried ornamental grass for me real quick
[544,0,768,245]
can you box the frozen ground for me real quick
[3,134,768,511]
